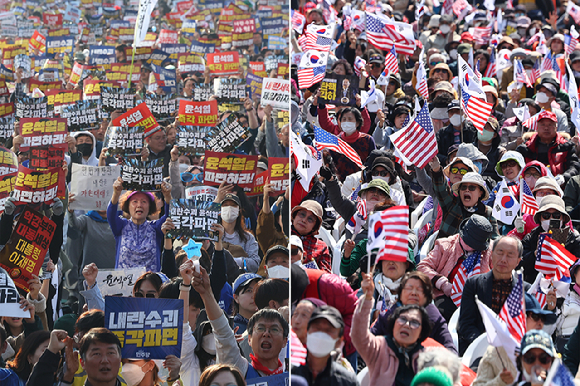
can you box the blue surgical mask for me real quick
[472,161,483,174]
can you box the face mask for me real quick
[202,333,216,355]
[541,218,562,231]
[341,121,357,135]
[306,332,338,358]
[472,161,483,174]
[221,206,239,223]
[449,114,461,126]
[449,49,458,60]
[536,92,550,104]
[179,163,190,174]
[267,265,290,279]
[77,143,92,157]
[574,71,580,78]
[372,175,390,184]
[478,130,494,142]
[439,24,450,34]
[529,27,537,35]
[121,363,148,386]
[524,176,537,190]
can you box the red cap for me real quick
[461,32,474,42]
[537,110,557,122]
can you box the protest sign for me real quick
[96,268,147,297]
[121,158,164,191]
[19,118,67,151]
[29,31,46,52]
[206,51,240,76]
[277,63,289,77]
[105,296,183,359]
[15,96,52,119]
[0,103,14,118]
[149,64,177,93]
[158,29,178,44]
[107,63,141,83]
[0,267,29,318]
[145,94,177,121]
[265,55,283,72]
[175,126,212,156]
[249,61,267,77]
[167,199,221,240]
[274,109,290,129]
[319,74,359,106]
[28,79,61,92]
[29,146,66,170]
[191,83,213,102]
[103,126,144,156]
[261,17,285,37]
[190,41,215,55]
[125,47,153,61]
[213,78,245,104]
[184,185,219,201]
[43,13,63,27]
[0,117,13,145]
[204,151,257,189]
[178,99,218,127]
[268,35,286,50]
[246,170,267,197]
[0,146,17,177]
[45,35,73,57]
[70,164,123,211]
[45,90,83,114]
[83,80,122,100]
[159,44,188,63]
[268,157,289,194]
[207,115,249,153]
[101,86,137,112]
[246,74,263,99]
[178,54,204,74]
[0,206,55,291]
[112,103,159,137]
[60,101,101,132]
[261,78,290,109]
[11,165,60,205]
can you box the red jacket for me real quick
[518,133,579,179]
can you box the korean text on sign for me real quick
[203,151,257,189]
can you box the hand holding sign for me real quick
[161,218,176,237]
[164,355,182,382]
[191,266,211,296]
[179,260,194,286]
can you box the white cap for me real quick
[289,235,303,251]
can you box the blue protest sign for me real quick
[268,36,286,50]
[105,296,184,359]
[190,41,216,55]
[246,372,289,386]
[246,74,263,98]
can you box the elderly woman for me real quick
[291,200,332,273]
[370,271,457,354]
[428,155,498,239]
[352,271,432,386]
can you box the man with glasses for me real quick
[143,127,173,177]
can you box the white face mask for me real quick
[121,363,148,386]
[341,121,357,135]
[221,206,239,223]
[541,218,562,232]
[439,24,450,34]
[179,163,190,174]
[524,176,538,190]
[202,333,216,355]
[536,92,550,104]
[449,114,461,126]
[449,49,458,60]
[306,332,338,358]
[372,175,390,184]
[267,265,290,279]
[529,27,537,35]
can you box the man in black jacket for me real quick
[457,235,531,355]
[436,100,477,165]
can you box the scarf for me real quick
[87,211,108,223]
[374,274,402,311]
[249,354,284,376]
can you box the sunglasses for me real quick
[372,170,389,177]
[430,61,442,67]
[527,312,546,323]
[181,172,203,183]
[540,212,562,220]
[501,160,518,168]
[291,248,300,255]
[460,185,479,192]
[135,292,156,298]
[450,167,469,175]
[524,171,541,178]
[523,352,553,365]
[433,69,447,74]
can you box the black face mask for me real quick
[77,143,92,157]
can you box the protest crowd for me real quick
[0,0,294,385]
[289,0,580,384]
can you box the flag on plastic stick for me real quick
[290,330,307,366]
[565,26,579,55]
[544,359,577,386]
[304,24,334,52]
[484,47,497,78]
[567,1,580,24]
[492,180,521,225]
[528,273,548,308]
[514,59,532,87]
[346,197,368,237]
[461,88,494,133]
[290,130,323,191]
[535,234,576,282]
[498,271,526,344]
[361,79,378,109]
[313,126,363,168]
[450,252,482,307]
[384,45,399,74]
[522,110,543,131]
[476,297,519,368]
[291,10,306,34]
[367,206,409,263]
[297,51,328,89]
[520,178,539,216]
[458,56,486,98]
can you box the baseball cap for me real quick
[221,193,241,207]
[233,273,261,294]
[520,330,556,356]
[536,110,557,122]
[308,305,345,330]
[264,245,289,264]
[290,235,303,251]
[369,54,384,64]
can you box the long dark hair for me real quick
[7,330,51,380]
[221,198,250,243]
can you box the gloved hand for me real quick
[51,198,64,216]
[555,174,565,186]
[514,216,525,233]
[441,281,454,297]
[428,155,440,172]
[4,195,16,216]
[319,166,334,181]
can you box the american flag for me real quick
[367,206,409,262]
[297,51,328,89]
[366,12,415,54]
[520,178,539,215]
[366,12,393,51]
[484,47,497,78]
[384,45,399,74]
[515,59,533,87]
[545,360,577,386]
[530,59,541,84]
[541,51,555,73]
[535,234,576,282]
[313,125,363,168]
[347,198,367,236]
[498,272,526,344]
[567,1,580,24]
[416,60,429,100]
[354,56,366,77]
[450,252,482,307]
[442,0,453,14]
[473,26,492,45]
[290,330,307,366]
[356,198,368,220]
[297,33,309,51]
[566,26,579,55]
[461,88,494,133]
[304,24,334,52]
[540,51,566,92]
[383,20,416,55]
[522,110,542,131]
[390,99,437,169]
[291,10,306,34]
[475,59,482,80]
[535,287,547,308]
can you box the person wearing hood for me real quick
[516,110,579,185]
[533,78,569,134]
[373,101,412,150]
[436,100,478,165]
[418,215,493,321]
[67,131,98,178]
[428,155,499,240]
[484,151,525,208]
[520,195,580,284]
[291,200,332,273]
[474,116,506,185]
[384,73,406,106]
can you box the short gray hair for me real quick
[417,348,461,384]
[491,235,523,258]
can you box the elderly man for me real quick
[418,215,493,321]
[534,78,569,133]
[457,236,531,355]
[516,110,579,185]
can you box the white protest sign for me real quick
[261,78,290,110]
[96,268,146,297]
[184,185,219,201]
[69,164,122,211]
[0,267,29,318]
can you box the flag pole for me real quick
[127,45,136,89]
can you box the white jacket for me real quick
[556,290,580,337]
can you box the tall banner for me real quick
[134,0,158,47]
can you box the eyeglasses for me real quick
[433,69,447,74]
[460,184,479,192]
[135,292,156,298]
[296,211,317,224]
[254,325,283,335]
[523,352,553,365]
[501,160,518,168]
[372,170,389,177]
[371,63,382,68]
[524,171,542,178]
[291,248,300,255]
[396,316,421,329]
[540,212,562,220]
[526,312,547,323]
[450,167,469,175]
